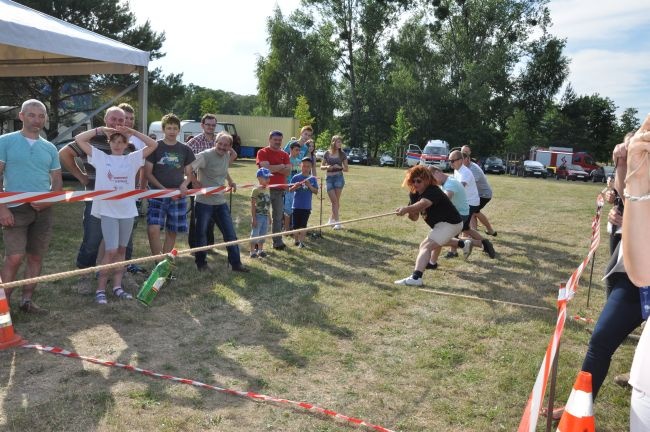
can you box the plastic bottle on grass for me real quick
[137,249,177,306]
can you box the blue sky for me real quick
[127,0,650,122]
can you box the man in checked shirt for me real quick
[186,114,236,249]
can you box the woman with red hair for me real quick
[394,165,470,286]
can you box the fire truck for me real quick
[529,146,598,174]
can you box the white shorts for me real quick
[427,221,463,245]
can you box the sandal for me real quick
[95,291,107,305]
[112,287,133,300]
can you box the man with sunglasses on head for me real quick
[448,150,496,259]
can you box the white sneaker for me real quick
[328,217,334,225]
[394,276,423,286]
[462,240,473,260]
[333,223,343,230]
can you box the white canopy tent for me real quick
[0,0,150,132]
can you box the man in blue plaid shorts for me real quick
[144,114,195,255]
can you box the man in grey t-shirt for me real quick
[190,131,248,273]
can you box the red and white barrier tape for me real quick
[0,178,316,205]
[22,343,395,432]
[518,194,603,432]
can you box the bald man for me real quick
[448,150,496,259]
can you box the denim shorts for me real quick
[146,197,188,233]
[250,214,269,243]
[283,191,295,216]
[326,173,345,192]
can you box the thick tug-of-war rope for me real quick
[0,212,398,290]
[21,343,396,432]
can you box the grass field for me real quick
[0,160,635,431]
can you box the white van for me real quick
[420,139,450,171]
[148,120,229,142]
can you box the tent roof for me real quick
[0,0,150,77]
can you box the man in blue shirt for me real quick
[0,99,62,314]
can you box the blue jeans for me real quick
[581,272,643,399]
[77,201,135,267]
[76,201,103,268]
[194,201,241,268]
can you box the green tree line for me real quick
[0,0,640,162]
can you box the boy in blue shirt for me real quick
[289,157,318,248]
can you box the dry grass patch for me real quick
[0,161,633,431]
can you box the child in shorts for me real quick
[73,125,158,304]
[289,157,318,248]
[250,168,272,257]
[144,113,196,255]
[283,142,302,234]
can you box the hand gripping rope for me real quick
[21,343,396,432]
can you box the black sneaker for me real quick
[232,265,250,273]
[425,262,438,270]
[482,239,496,259]
[196,263,209,272]
[273,244,286,251]
[444,251,459,259]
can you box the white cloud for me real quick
[549,0,650,43]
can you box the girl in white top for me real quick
[620,116,650,431]
[74,126,158,304]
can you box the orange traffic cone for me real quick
[556,371,595,432]
[0,288,25,350]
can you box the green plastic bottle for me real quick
[137,249,177,306]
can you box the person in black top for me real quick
[395,165,470,286]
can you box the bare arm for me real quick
[0,162,14,226]
[396,198,432,221]
[622,120,650,286]
[59,145,89,186]
[145,160,165,189]
[341,158,349,173]
[117,126,158,159]
[179,164,194,196]
[31,169,63,211]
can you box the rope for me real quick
[0,211,397,290]
[417,288,554,312]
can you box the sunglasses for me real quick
[449,158,461,163]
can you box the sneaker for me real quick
[196,263,209,272]
[482,239,496,259]
[294,240,300,246]
[95,291,107,305]
[426,262,438,270]
[298,242,306,249]
[444,251,459,259]
[126,264,148,274]
[485,230,498,237]
[258,250,267,258]
[19,299,49,314]
[614,373,631,388]
[462,240,473,260]
[273,244,286,251]
[394,276,424,286]
[333,223,343,230]
[250,251,258,258]
[232,265,250,273]
[112,287,133,300]
[328,217,334,225]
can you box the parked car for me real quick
[379,152,395,167]
[556,164,589,181]
[405,143,422,167]
[483,156,506,174]
[348,148,369,165]
[315,148,326,161]
[590,165,615,183]
[521,160,547,178]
